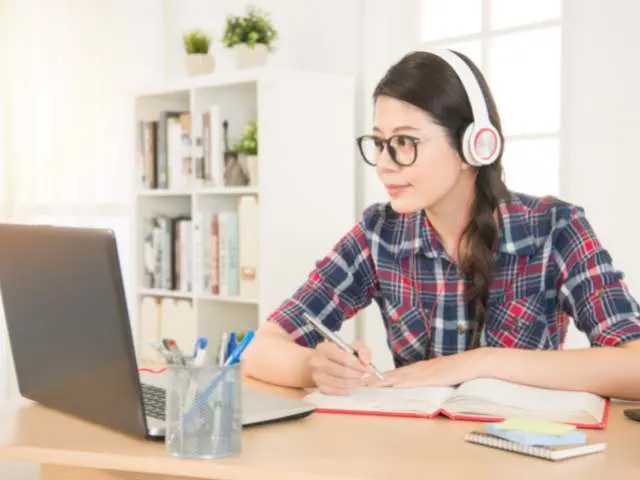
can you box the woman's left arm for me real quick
[478,207,640,400]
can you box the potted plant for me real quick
[233,120,259,185]
[222,6,277,69]
[182,29,214,76]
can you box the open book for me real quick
[303,378,610,429]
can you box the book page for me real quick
[442,378,606,425]
[303,386,456,416]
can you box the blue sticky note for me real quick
[484,423,587,446]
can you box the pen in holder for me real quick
[165,362,242,459]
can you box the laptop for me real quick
[0,223,315,439]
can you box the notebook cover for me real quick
[312,399,611,429]
[441,398,610,430]
[311,407,439,419]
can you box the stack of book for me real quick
[142,195,259,300]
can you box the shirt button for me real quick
[457,321,467,333]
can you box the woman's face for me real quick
[370,95,469,214]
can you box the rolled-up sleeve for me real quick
[266,210,380,348]
[554,207,640,346]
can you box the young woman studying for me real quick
[243,49,640,401]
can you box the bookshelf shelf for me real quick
[195,187,258,196]
[136,189,192,197]
[133,66,270,98]
[137,288,194,300]
[131,66,356,364]
[197,293,259,305]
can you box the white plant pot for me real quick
[246,155,259,186]
[232,43,268,69]
[184,53,215,76]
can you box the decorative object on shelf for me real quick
[223,120,249,186]
[233,120,258,186]
[222,6,277,69]
[183,29,214,76]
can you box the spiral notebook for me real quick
[465,431,606,461]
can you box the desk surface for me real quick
[0,381,638,480]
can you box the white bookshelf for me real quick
[131,67,356,364]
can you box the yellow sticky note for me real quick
[495,418,576,436]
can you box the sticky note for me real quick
[495,418,576,436]
[484,423,587,446]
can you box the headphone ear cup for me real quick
[461,123,502,167]
[460,124,480,167]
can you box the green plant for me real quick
[233,121,258,155]
[182,30,211,54]
[222,6,277,50]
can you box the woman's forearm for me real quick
[479,342,640,400]
[242,323,316,388]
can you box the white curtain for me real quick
[1,0,165,399]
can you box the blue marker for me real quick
[225,331,237,363]
[224,330,254,366]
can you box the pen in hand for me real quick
[302,312,384,380]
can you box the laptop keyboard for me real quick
[141,383,166,420]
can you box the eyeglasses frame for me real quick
[356,134,425,167]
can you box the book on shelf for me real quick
[137,120,157,189]
[199,105,224,187]
[192,196,259,299]
[137,105,249,190]
[143,215,192,292]
[303,378,610,429]
[143,195,259,299]
[137,111,192,190]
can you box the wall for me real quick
[561,0,640,346]
[164,0,364,80]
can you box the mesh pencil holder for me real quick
[165,362,242,459]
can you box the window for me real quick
[419,0,562,197]
[5,0,136,292]
[0,55,6,400]
[0,93,5,217]
[1,0,163,399]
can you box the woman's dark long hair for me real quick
[373,50,509,349]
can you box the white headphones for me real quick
[423,48,502,167]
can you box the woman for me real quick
[243,49,640,400]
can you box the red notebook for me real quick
[303,378,610,430]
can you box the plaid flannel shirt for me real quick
[267,192,640,367]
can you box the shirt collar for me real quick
[394,193,536,260]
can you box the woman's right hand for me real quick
[309,340,375,395]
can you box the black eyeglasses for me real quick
[356,134,423,167]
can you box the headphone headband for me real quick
[423,48,491,124]
[422,48,501,166]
